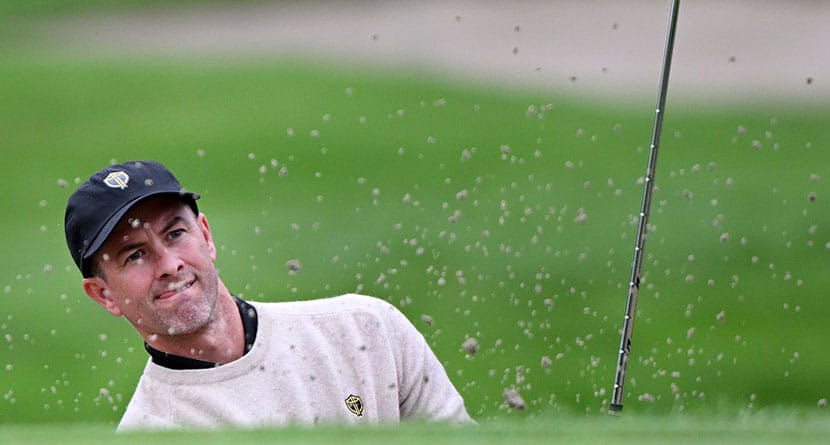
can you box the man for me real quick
[64,160,472,430]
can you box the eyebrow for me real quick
[161,215,186,235]
[113,215,187,262]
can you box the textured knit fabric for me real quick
[118,294,472,430]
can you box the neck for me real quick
[142,280,245,365]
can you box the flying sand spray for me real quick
[609,0,681,415]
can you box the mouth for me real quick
[156,278,195,300]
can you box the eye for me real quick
[169,228,185,239]
[126,250,143,263]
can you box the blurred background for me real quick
[1,0,828,425]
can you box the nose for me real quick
[155,245,184,278]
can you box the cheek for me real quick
[202,237,217,262]
[194,239,216,264]
[110,271,154,299]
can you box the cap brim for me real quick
[80,191,199,276]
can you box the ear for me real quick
[82,277,123,317]
[197,213,217,261]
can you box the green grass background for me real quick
[2,0,829,440]
[3,412,830,445]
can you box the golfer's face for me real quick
[92,196,220,339]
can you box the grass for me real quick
[0,0,269,19]
[1,2,830,437]
[2,411,830,445]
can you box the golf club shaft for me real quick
[609,0,680,415]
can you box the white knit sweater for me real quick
[118,294,472,430]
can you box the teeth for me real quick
[167,280,191,293]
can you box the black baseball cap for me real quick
[65,160,200,277]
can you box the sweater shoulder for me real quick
[251,294,399,317]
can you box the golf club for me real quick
[609,0,681,415]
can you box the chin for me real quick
[164,304,215,336]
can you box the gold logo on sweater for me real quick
[345,394,363,417]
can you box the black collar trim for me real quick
[144,297,259,370]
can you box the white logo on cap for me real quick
[104,171,130,189]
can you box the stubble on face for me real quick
[154,265,220,337]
